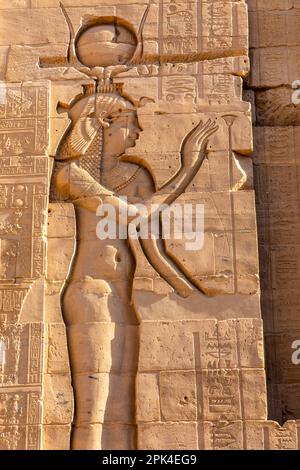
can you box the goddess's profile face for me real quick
[104,108,142,157]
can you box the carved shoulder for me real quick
[52,160,113,203]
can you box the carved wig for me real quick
[56,89,137,182]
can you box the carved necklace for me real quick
[113,167,142,192]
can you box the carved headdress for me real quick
[54,3,153,182]
[57,1,150,78]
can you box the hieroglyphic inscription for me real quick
[0,158,48,281]
[0,82,49,451]
[0,323,43,386]
[0,84,48,157]
[162,1,197,55]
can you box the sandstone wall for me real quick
[247,0,300,425]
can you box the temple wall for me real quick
[246,0,300,424]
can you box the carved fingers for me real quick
[181,119,218,168]
[196,119,219,147]
[182,119,218,154]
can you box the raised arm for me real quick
[128,119,218,298]
[148,119,218,209]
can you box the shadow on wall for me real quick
[245,0,300,425]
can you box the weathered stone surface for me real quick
[246,0,300,431]
[72,423,136,450]
[43,424,71,450]
[46,323,70,374]
[136,373,161,423]
[138,422,198,450]
[43,374,73,425]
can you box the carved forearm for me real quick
[145,148,206,217]
[139,236,194,298]
[146,119,218,211]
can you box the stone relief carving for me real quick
[0,80,49,450]
[49,3,219,449]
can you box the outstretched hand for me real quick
[181,119,218,166]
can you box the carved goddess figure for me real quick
[50,6,218,450]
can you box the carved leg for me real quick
[63,280,138,450]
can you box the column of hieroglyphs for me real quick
[246,0,300,427]
[0,0,74,450]
[0,77,48,451]
[0,0,52,446]
[0,79,48,450]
